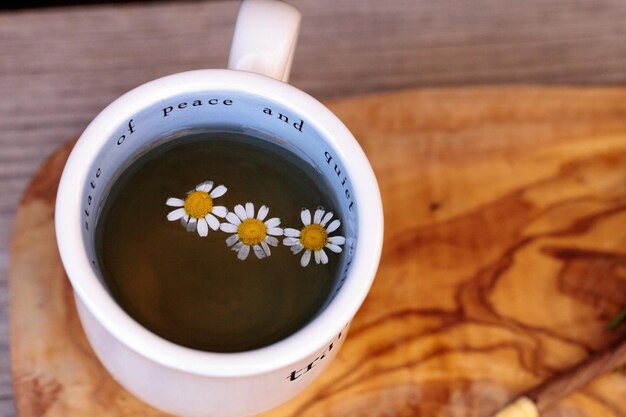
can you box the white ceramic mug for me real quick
[55,1,383,416]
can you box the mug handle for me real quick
[228,0,301,83]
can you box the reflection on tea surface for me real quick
[95,131,344,352]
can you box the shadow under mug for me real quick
[55,1,383,416]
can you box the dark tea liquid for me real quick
[95,131,342,352]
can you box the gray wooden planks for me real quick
[2,0,626,415]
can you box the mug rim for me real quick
[55,69,383,377]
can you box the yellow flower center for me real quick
[237,218,267,246]
[184,191,213,218]
[300,224,328,251]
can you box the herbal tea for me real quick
[95,131,345,352]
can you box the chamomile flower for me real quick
[166,181,228,237]
[220,202,283,260]
[283,208,345,267]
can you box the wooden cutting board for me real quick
[10,87,626,417]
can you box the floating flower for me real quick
[283,208,345,267]
[220,202,283,260]
[166,181,228,237]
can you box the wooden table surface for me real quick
[2,1,626,415]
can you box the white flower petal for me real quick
[232,242,244,252]
[319,249,329,264]
[166,197,184,207]
[234,204,248,221]
[238,245,250,260]
[326,219,341,233]
[314,250,321,264]
[328,235,346,245]
[291,244,304,254]
[301,209,311,225]
[167,208,186,221]
[265,236,279,246]
[267,227,283,236]
[245,202,255,218]
[220,223,238,233]
[283,237,299,246]
[225,234,239,247]
[300,250,311,267]
[257,205,269,221]
[313,208,324,224]
[210,185,227,198]
[212,206,228,218]
[180,214,189,226]
[320,212,333,226]
[264,217,280,228]
[283,228,301,237]
[196,181,213,192]
[326,243,343,253]
[186,218,197,232]
[253,244,265,259]
[261,241,271,256]
[205,213,220,231]
[197,218,209,237]
[226,212,241,225]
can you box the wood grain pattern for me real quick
[9,87,626,417]
[527,337,626,412]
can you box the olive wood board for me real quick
[10,87,626,417]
